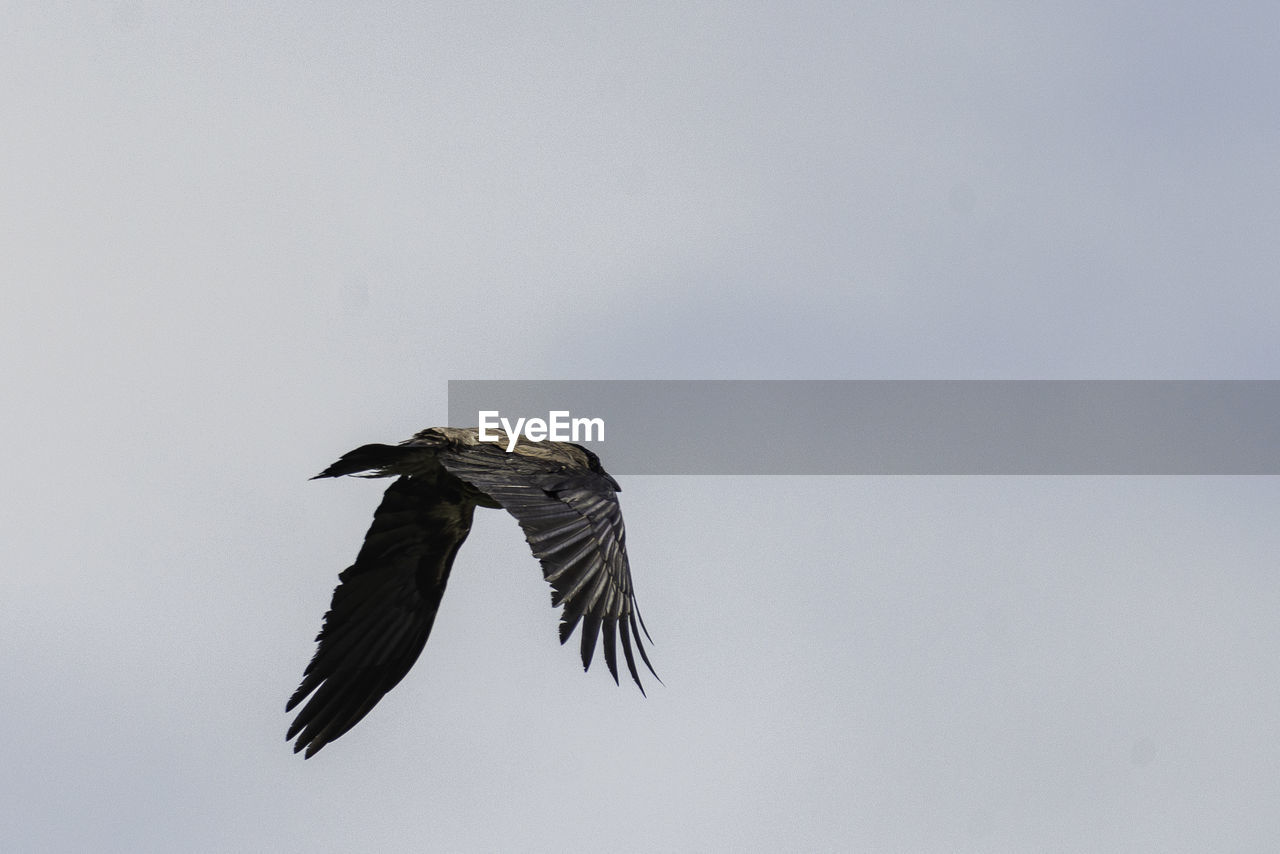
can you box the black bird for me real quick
[287,426,656,757]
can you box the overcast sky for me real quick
[4,2,1279,851]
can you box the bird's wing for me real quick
[286,474,475,757]
[437,444,657,692]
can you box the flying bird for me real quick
[286,426,656,757]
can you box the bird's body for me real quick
[287,427,654,757]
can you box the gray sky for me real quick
[4,2,1279,851]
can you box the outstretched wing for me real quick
[286,474,475,758]
[437,443,657,692]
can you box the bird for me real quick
[286,426,656,757]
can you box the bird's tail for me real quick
[310,443,413,479]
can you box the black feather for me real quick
[286,427,657,757]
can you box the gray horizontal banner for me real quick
[447,381,1280,475]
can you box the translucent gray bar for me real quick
[447,381,1280,475]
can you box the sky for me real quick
[3,2,1279,851]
